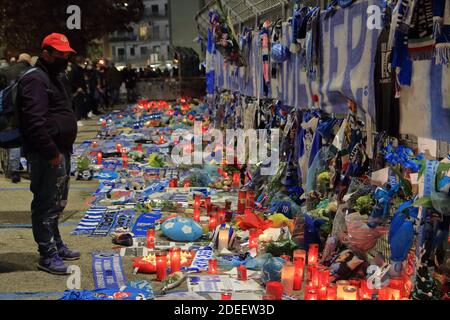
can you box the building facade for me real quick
[107,0,171,68]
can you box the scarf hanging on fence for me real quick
[433,0,450,64]
[305,7,321,81]
[408,0,436,60]
[260,20,271,97]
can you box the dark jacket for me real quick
[68,63,86,94]
[0,60,32,89]
[18,58,78,160]
[106,66,123,88]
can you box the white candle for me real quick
[281,262,295,296]
[218,228,229,252]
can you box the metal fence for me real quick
[196,0,325,38]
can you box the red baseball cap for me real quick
[41,33,76,53]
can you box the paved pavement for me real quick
[0,112,167,300]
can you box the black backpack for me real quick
[0,67,39,148]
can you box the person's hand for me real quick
[49,154,63,167]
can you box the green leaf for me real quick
[412,196,433,208]
[389,165,413,198]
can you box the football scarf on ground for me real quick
[91,209,135,237]
[71,206,108,235]
[131,212,163,237]
[92,251,127,290]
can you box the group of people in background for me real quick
[66,58,138,127]
[0,54,142,183]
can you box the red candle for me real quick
[116,143,122,153]
[137,144,143,152]
[304,288,318,300]
[266,282,283,300]
[218,167,223,175]
[170,248,181,273]
[96,152,103,165]
[209,215,218,231]
[237,265,247,281]
[159,135,165,144]
[204,197,211,209]
[308,244,319,266]
[248,229,259,250]
[389,277,406,299]
[293,258,304,291]
[194,194,202,209]
[122,152,128,169]
[223,171,229,179]
[237,191,246,215]
[359,279,374,300]
[183,180,191,188]
[208,259,218,274]
[156,252,167,281]
[169,178,178,188]
[246,190,255,209]
[327,284,337,300]
[101,119,107,127]
[218,207,226,224]
[221,291,232,300]
[92,141,98,149]
[309,265,319,287]
[193,208,201,222]
[146,229,155,249]
[232,172,240,188]
[318,267,330,288]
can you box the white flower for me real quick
[165,222,175,229]
[181,225,192,234]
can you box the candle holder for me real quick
[248,229,259,251]
[156,251,167,281]
[232,172,240,189]
[266,281,283,300]
[218,208,226,224]
[208,259,218,274]
[116,143,122,153]
[281,262,295,296]
[293,258,305,291]
[246,190,255,209]
[96,152,103,165]
[336,280,350,300]
[237,191,246,215]
[326,284,337,300]
[193,208,201,222]
[293,250,307,263]
[204,197,211,210]
[194,194,202,209]
[237,265,247,281]
[209,215,218,231]
[308,244,319,266]
[169,178,178,188]
[304,288,318,300]
[221,290,233,300]
[218,227,229,252]
[146,229,155,249]
[170,248,181,273]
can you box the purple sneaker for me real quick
[37,255,70,275]
[58,244,81,261]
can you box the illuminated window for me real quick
[139,25,148,40]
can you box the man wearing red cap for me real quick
[18,33,80,275]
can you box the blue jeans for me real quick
[28,152,71,257]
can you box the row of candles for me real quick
[264,244,411,300]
